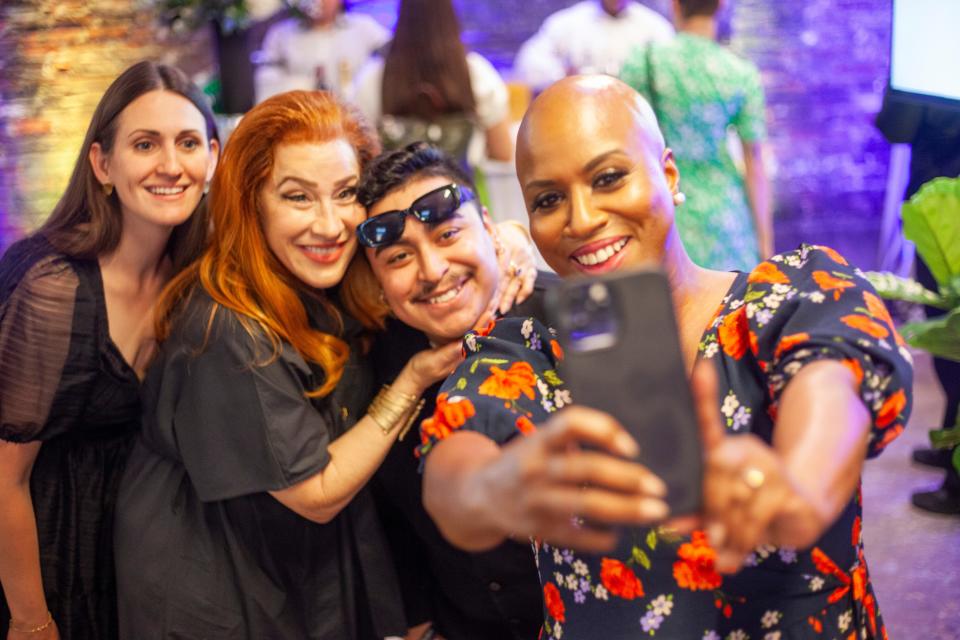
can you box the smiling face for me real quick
[260,138,364,289]
[365,174,500,345]
[89,89,218,235]
[516,76,680,277]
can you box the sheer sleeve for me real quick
[714,245,913,458]
[0,256,82,442]
[417,317,565,458]
[149,306,335,502]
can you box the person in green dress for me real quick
[621,0,772,271]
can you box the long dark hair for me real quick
[39,60,219,272]
[381,0,476,119]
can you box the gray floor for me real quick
[862,351,960,639]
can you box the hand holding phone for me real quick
[546,269,703,515]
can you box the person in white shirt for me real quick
[255,0,389,101]
[515,0,674,92]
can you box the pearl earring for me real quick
[673,192,686,206]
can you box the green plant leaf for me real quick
[901,177,960,290]
[953,446,960,475]
[901,308,960,362]
[929,425,960,449]
[646,529,657,550]
[862,271,950,309]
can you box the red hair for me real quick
[156,90,380,397]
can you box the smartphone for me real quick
[545,269,702,515]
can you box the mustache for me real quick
[414,271,469,301]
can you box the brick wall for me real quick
[0,0,209,248]
[1,0,895,268]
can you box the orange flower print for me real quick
[816,245,849,266]
[550,339,564,361]
[600,558,644,600]
[516,415,536,435]
[420,393,476,444]
[841,358,864,388]
[876,424,904,451]
[773,332,811,360]
[673,531,722,591]
[876,389,907,429]
[812,271,856,300]
[479,361,536,401]
[543,582,565,622]
[748,261,791,285]
[475,319,497,337]
[840,314,889,339]
[863,291,906,346]
[718,306,750,360]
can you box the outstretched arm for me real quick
[423,406,669,553]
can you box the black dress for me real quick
[0,235,141,640]
[114,288,406,639]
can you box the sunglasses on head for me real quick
[356,183,476,249]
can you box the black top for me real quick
[369,271,558,640]
[114,288,405,640]
[0,234,141,640]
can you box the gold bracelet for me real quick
[9,611,53,633]
[397,399,426,441]
[368,386,419,436]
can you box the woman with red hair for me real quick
[113,90,461,639]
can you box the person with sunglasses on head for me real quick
[417,76,912,640]
[340,142,551,640]
[0,61,219,640]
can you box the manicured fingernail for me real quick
[644,475,667,498]
[707,522,726,547]
[615,433,639,457]
[641,499,669,521]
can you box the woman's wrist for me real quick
[9,610,53,634]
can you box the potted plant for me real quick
[153,0,282,113]
[867,176,960,474]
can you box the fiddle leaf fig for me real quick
[901,177,960,292]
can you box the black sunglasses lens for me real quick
[410,186,460,224]
[359,211,406,247]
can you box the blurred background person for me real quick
[621,0,772,272]
[254,0,389,102]
[514,0,674,94]
[0,61,219,639]
[876,89,960,516]
[351,0,512,175]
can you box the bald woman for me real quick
[418,76,911,639]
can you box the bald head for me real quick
[516,75,664,176]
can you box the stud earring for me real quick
[102,182,114,197]
[378,289,387,305]
[673,191,686,206]
[203,181,211,195]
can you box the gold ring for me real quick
[508,260,520,277]
[742,466,765,490]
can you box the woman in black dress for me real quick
[0,62,219,639]
[113,90,462,639]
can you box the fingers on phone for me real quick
[545,406,640,458]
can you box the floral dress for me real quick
[418,246,912,640]
[621,34,768,272]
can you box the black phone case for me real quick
[546,269,702,515]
